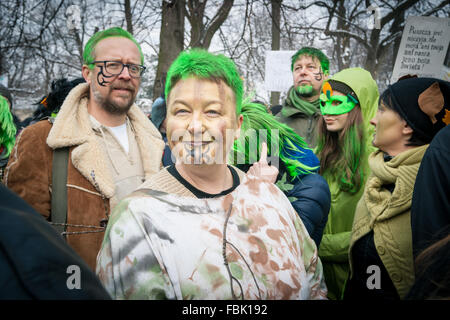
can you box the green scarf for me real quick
[283,86,320,117]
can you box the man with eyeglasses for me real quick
[4,27,164,271]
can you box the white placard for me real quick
[391,16,450,82]
[264,50,296,92]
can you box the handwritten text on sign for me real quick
[392,16,450,82]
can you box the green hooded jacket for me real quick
[317,68,379,300]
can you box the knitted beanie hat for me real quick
[381,77,450,143]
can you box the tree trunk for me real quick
[335,0,350,70]
[364,28,381,79]
[187,0,234,49]
[0,52,3,76]
[124,0,133,34]
[270,0,282,107]
[152,0,185,100]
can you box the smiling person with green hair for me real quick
[277,47,330,148]
[96,48,327,300]
[315,67,379,300]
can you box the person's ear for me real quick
[82,65,92,85]
[234,114,244,140]
[323,70,329,80]
[403,122,413,136]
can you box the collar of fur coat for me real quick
[47,83,164,198]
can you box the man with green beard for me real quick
[277,47,329,148]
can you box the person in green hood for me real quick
[277,47,329,148]
[315,67,379,300]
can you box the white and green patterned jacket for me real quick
[96,175,327,300]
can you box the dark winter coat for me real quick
[411,125,450,258]
[285,171,331,247]
[0,183,111,299]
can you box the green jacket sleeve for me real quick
[318,231,352,263]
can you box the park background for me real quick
[0,0,448,119]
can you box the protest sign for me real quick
[265,50,295,92]
[391,16,450,82]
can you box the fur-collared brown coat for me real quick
[4,83,164,270]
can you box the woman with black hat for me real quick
[344,77,450,300]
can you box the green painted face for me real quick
[319,93,357,115]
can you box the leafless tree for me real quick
[152,0,235,99]
[152,0,185,100]
[1,0,448,111]
[270,0,282,106]
[317,0,449,85]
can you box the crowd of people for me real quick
[0,27,449,300]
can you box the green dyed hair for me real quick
[165,49,243,115]
[316,106,365,194]
[0,95,16,157]
[291,47,329,75]
[83,27,144,69]
[231,100,318,179]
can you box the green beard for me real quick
[296,84,313,97]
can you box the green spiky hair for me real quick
[231,100,319,179]
[83,27,144,69]
[291,47,329,75]
[165,49,243,115]
[0,95,16,157]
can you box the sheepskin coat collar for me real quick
[47,83,164,198]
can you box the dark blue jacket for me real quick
[285,171,331,247]
[0,183,111,299]
[161,132,174,167]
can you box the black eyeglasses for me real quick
[92,60,146,78]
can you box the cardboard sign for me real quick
[391,16,450,82]
[264,50,296,92]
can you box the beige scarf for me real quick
[364,145,429,224]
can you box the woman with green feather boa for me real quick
[315,68,379,300]
[0,86,17,182]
